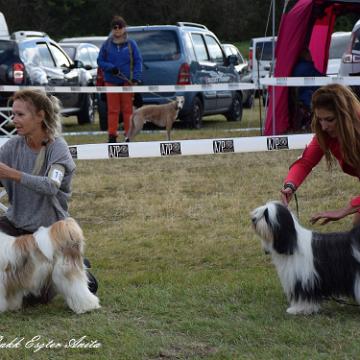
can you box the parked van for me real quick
[249,36,277,85]
[326,31,351,76]
[339,19,360,77]
[0,12,9,39]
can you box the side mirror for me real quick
[227,54,239,66]
[73,60,85,69]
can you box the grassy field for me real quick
[1,107,359,359]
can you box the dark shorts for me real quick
[0,216,31,236]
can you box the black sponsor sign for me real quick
[267,137,289,150]
[69,146,78,159]
[108,144,129,158]
[160,142,181,156]
[213,139,234,153]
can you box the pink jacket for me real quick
[284,135,360,209]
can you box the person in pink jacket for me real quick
[281,83,360,226]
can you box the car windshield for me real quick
[329,34,351,59]
[128,30,180,61]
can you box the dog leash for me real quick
[114,71,176,102]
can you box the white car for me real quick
[339,19,360,77]
[326,31,351,76]
[222,43,253,108]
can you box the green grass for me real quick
[0,107,357,359]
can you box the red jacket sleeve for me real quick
[350,197,360,209]
[284,136,324,188]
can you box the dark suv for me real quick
[0,31,95,124]
[94,23,243,130]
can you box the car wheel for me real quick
[98,96,108,131]
[77,94,95,125]
[187,96,203,129]
[225,92,243,121]
[243,93,254,108]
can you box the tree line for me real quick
[0,0,357,43]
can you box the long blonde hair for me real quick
[9,89,62,140]
[311,84,360,171]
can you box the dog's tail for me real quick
[51,218,84,263]
[33,218,84,266]
[127,113,136,140]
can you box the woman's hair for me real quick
[9,89,62,140]
[111,15,127,29]
[311,84,360,171]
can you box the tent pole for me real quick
[272,0,276,135]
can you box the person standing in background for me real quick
[97,15,142,143]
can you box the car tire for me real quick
[77,94,95,125]
[225,92,243,121]
[243,93,254,108]
[186,96,203,129]
[98,97,108,131]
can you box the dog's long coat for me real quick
[128,96,185,140]
[251,201,360,315]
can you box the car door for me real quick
[47,42,81,108]
[190,33,218,111]
[204,35,238,110]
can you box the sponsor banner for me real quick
[0,134,314,160]
[61,134,313,160]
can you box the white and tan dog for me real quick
[128,96,185,141]
[0,217,100,314]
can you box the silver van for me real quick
[339,19,360,76]
[326,31,351,76]
[249,36,277,85]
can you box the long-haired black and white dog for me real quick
[251,201,360,315]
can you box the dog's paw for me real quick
[286,303,320,315]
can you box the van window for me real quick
[191,33,208,61]
[0,41,16,63]
[36,43,56,68]
[49,43,72,67]
[128,30,180,61]
[352,28,360,52]
[255,41,275,61]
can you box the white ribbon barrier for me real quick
[65,133,313,160]
[0,76,358,94]
[0,82,256,94]
[260,76,360,87]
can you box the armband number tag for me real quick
[49,166,64,187]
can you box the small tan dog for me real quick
[128,96,185,141]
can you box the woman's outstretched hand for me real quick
[310,206,352,225]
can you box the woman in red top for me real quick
[281,83,360,226]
